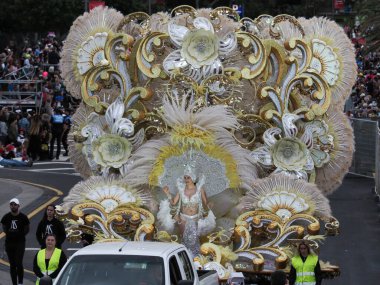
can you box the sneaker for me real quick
[27,160,33,167]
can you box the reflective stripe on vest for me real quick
[36,248,62,285]
[291,255,318,285]
[296,272,315,277]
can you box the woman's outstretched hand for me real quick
[163,186,170,195]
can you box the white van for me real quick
[48,241,219,285]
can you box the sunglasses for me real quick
[10,203,19,206]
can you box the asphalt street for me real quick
[318,174,380,284]
[0,162,379,284]
[0,160,81,284]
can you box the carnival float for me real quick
[56,5,356,282]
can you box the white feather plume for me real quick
[241,174,332,219]
[60,6,124,98]
[215,133,258,191]
[315,108,355,195]
[162,95,238,133]
[123,136,171,187]
[62,175,152,212]
[299,17,357,108]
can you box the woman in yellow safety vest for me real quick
[289,242,322,285]
[33,234,67,285]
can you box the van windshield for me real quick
[55,255,164,285]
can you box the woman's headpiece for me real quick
[184,164,196,181]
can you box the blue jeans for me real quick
[0,159,28,167]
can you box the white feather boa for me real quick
[157,199,176,233]
[156,199,216,235]
[198,210,216,236]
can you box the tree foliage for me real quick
[0,0,83,33]
[356,0,380,52]
[0,0,349,36]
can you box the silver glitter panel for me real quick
[159,150,229,197]
[182,218,200,257]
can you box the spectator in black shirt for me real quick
[36,205,66,248]
[1,198,30,285]
[47,47,60,65]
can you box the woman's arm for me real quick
[163,186,180,206]
[49,251,67,279]
[172,192,180,205]
[289,265,296,285]
[200,188,211,214]
[56,220,67,247]
[36,221,44,247]
[315,259,322,285]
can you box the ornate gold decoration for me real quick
[60,202,155,242]
[170,5,197,18]
[231,209,330,271]
[210,6,241,26]
[81,33,135,113]
[236,32,267,79]
[60,6,355,281]
[134,32,168,79]
[117,12,150,34]
[271,14,305,39]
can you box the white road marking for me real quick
[2,168,79,176]
[30,168,75,171]
[33,162,73,165]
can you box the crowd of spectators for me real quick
[344,24,380,120]
[0,33,61,79]
[0,33,78,110]
[0,105,73,167]
[0,33,78,167]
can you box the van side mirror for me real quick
[40,276,53,285]
[178,280,194,285]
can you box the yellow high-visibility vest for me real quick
[36,248,62,285]
[291,254,318,285]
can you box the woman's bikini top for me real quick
[180,186,201,209]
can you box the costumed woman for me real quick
[158,165,216,257]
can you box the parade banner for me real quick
[89,0,105,10]
[334,0,345,10]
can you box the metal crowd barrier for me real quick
[40,63,60,72]
[349,118,379,181]
[0,79,43,108]
[375,125,380,196]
